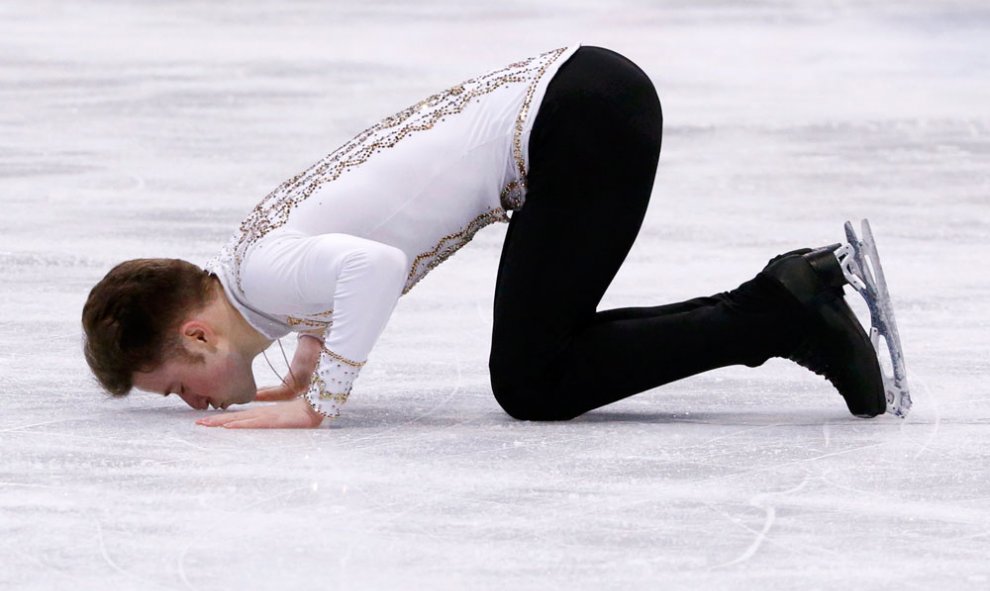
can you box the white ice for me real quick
[2,1,989,590]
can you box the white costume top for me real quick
[204,43,582,418]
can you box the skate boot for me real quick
[760,243,887,418]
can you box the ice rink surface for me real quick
[2,1,988,589]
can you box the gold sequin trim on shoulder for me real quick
[219,46,572,294]
[403,207,509,294]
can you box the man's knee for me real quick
[495,391,576,422]
[488,360,576,422]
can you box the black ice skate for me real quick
[835,219,911,418]
[760,241,886,418]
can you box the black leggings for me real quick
[489,46,805,420]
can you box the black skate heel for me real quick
[760,245,886,418]
[804,244,845,289]
[764,244,844,303]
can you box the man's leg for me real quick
[489,47,810,420]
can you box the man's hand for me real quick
[255,334,322,402]
[196,396,324,429]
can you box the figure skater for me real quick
[81,44,908,429]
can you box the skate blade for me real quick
[834,219,912,418]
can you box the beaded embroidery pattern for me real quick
[304,345,365,418]
[211,46,571,297]
[286,307,334,329]
[305,373,348,418]
[402,208,509,294]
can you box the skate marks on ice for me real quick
[568,367,975,573]
[909,372,941,461]
[709,473,813,569]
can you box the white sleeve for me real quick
[248,232,407,419]
[306,236,407,419]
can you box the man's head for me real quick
[82,258,261,410]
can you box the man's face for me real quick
[132,346,258,411]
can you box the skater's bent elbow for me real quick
[343,242,408,293]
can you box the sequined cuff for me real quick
[302,389,334,419]
[304,345,366,418]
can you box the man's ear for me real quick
[180,319,217,351]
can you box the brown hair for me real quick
[81,258,216,396]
